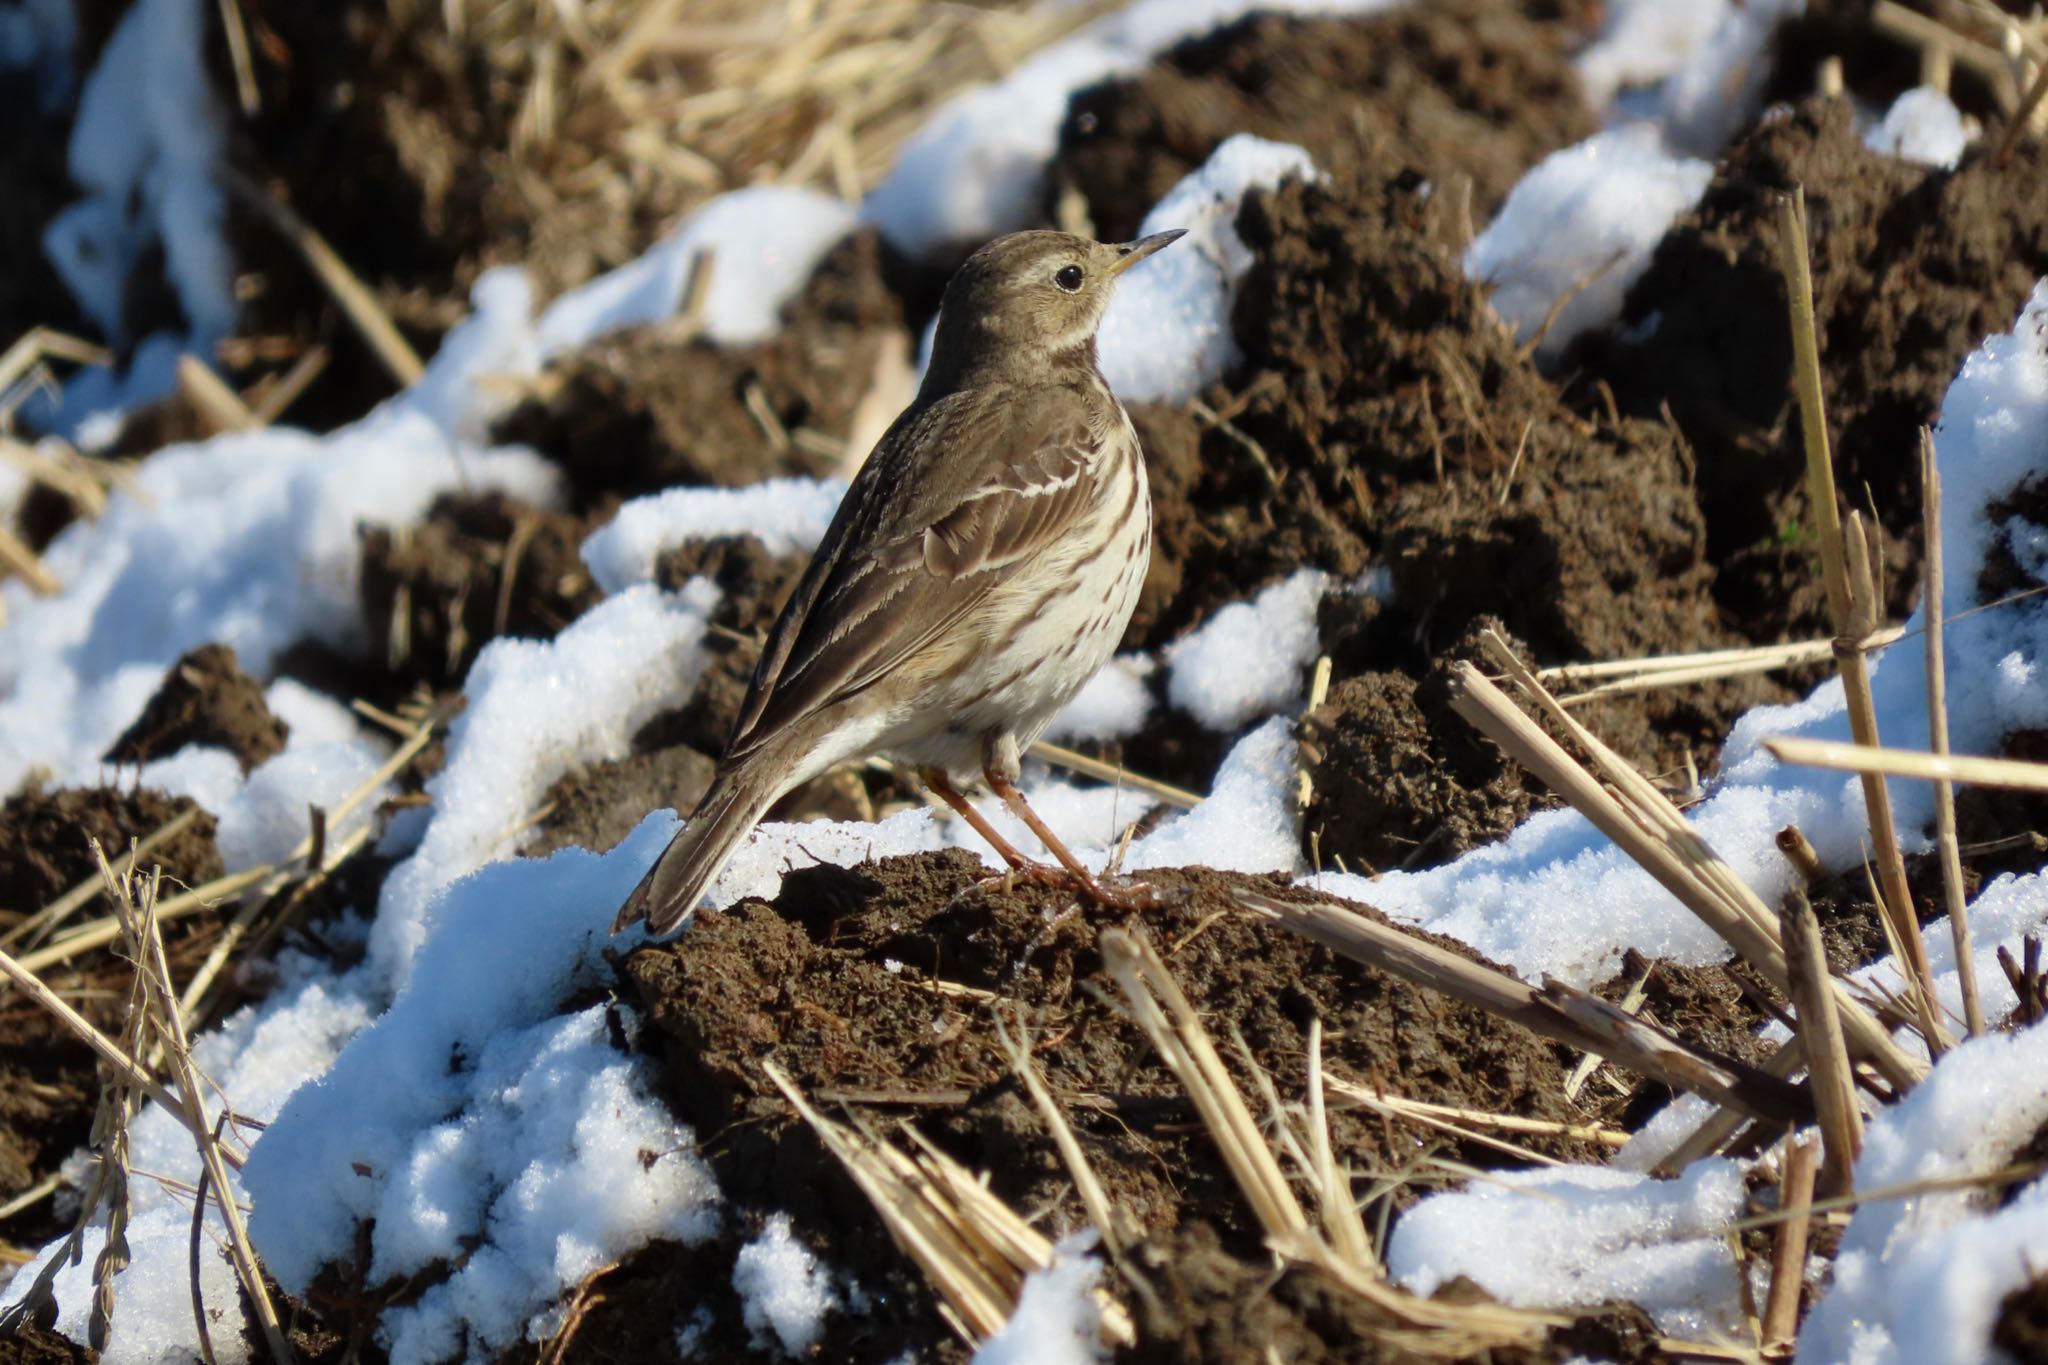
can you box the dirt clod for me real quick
[1300,624,1531,875]
[1592,97,2048,635]
[103,643,288,773]
[495,231,913,509]
[0,786,222,913]
[526,747,715,861]
[358,490,601,690]
[1056,3,1596,244]
[1994,1270,2048,1365]
[620,849,1598,1361]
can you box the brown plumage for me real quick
[615,227,1184,936]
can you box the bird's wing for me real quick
[726,384,1109,758]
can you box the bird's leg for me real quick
[919,767,1036,874]
[982,737,1157,912]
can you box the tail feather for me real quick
[614,774,774,936]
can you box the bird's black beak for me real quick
[1106,228,1186,276]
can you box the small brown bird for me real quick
[615,227,1184,936]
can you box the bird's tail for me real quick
[613,769,777,936]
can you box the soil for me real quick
[616,849,1608,1362]
[102,643,289,773]
[8,3,2048,1362]
[493,230,915,510]
[1994,1271,2048,1365]
[0,785,224,1254]
[357,490,603,692]
[1588,96,2048,637]
[1053,1,1598,245]
[525,746,715,861]
[1116,166,1792,865]
[1298,621,1532,875]
[0,786,223,914]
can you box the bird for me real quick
[614,226,1185,937]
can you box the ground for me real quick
[3,0,2048,1361]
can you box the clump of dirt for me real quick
[1993,1271,2048,1365]
[1054,1,1596,244]
[213,4,711,428]
[0,786,222,912]
[102,643,288,773]
[526,747,715,860]
[618,848,1603,1361]
[1121,168,1789,805]
[495,231,913,509]
[1590,97,2048,636]
[358,489,602,691]
[0,785,222,1250]
[1299,621,1531,875]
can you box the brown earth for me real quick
[1053,1,1598,245]
[613,849,1612,1362]
[1117,167,1790,870]
[102,643,288,773]
[0,786,224,1254]
[494,230,914,509]
[357,490,602,692]
[9,5,2048,1363]
[1995,1271,2048,1365]
[1588,96,2048,638]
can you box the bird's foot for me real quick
[974,859,1160,911]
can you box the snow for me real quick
[862,0,1393,258]
[1314,282,2048,985]
[1041,654,1154,744]
[1798,1021,2048,1365]
[243,826,719,1363]
[1389,1159,1750,1338]
[1165,568,1328,731]
[1097,135,1318,404]
[38,0,232,433]
[1864,86,1974,170]
[8,0,2048,1356]
[1470,0,1801,360]
[1465,126,1711,367]
[0,413,558,798]
[1654,0,1803,158]
[973,1236,1110,1365]
[1574,0,1730,114]
[535,186,858,352]
[734,1215,841,1356]
[579,477,846,595]
[11,973,373,1365]
[215,739,390,870]
[1124,717,1300,875]
[371,581,718,987]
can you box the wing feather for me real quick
[725,386,1105,758]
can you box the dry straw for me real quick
[1775,187,1946,1054]
[1097,924,1565,1357]
[763,1059,1136,1351]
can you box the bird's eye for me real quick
[1054,264,1085,292]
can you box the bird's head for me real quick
[923,228,1185,389]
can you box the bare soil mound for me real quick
[617,849,1611,1362]
[103,643,288,773]
[1590,97,2048,636]
[0,786,223,1251]
[1054,2,1596,244]
[495,231,914,508]
[357,490,602,691]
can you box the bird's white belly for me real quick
[885,456,1151,780]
